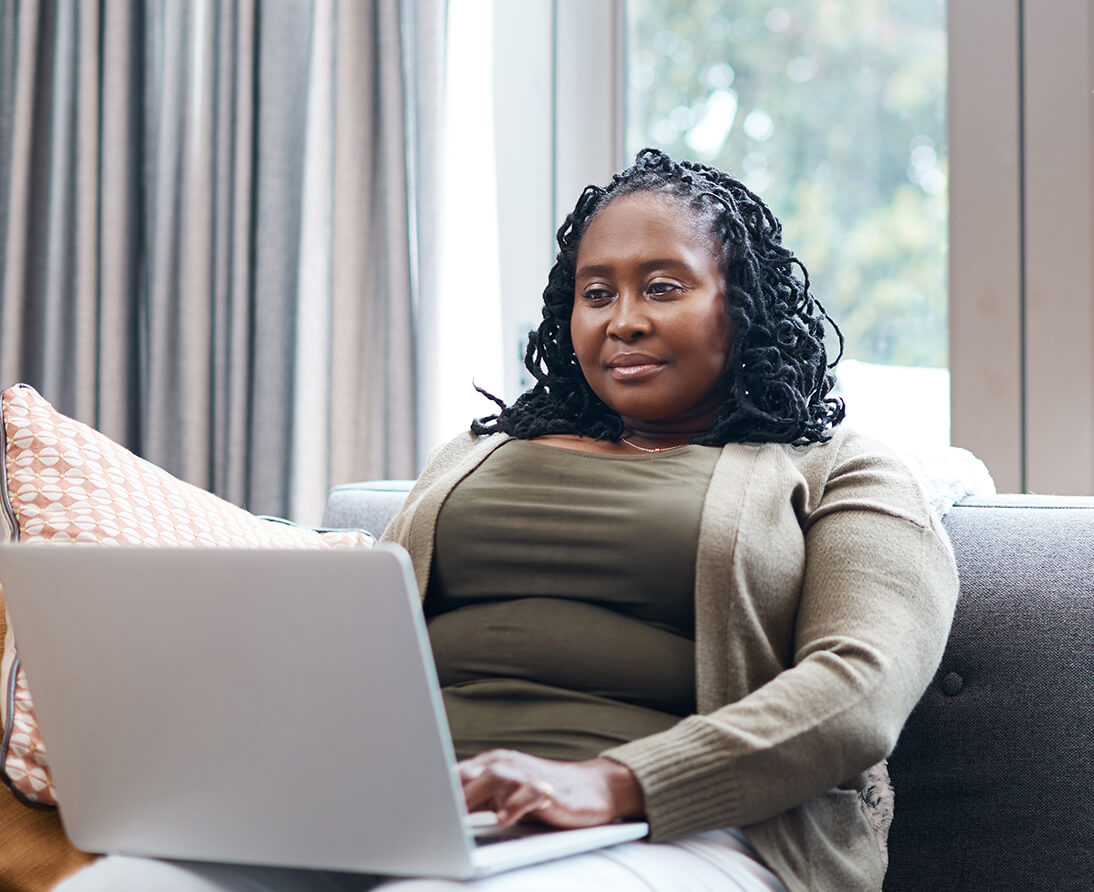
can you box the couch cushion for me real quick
[0,384,373,808]
[885,496,1094,890]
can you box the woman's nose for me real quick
[606,293,651,341]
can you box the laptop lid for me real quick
[0,543,481,877]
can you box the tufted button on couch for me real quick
[322,484,1094,892]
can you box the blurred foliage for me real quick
[626,0,947,368]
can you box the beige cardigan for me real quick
[380,425,959,892]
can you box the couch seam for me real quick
[955,503,1094,511]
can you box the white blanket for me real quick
[895,445,996,519]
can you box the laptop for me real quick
[0,543,648,878]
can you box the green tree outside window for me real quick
[626,0,947,370]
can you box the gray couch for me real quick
[323,483,1094,892]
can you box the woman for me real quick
[379,148,958,891]
[58,149,957,892]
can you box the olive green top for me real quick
[425,440,720,760]
[382,427,959,892]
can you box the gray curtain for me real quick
[0,0,445,522]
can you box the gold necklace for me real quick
[619,436,689,453]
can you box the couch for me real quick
[323,482,1094,892]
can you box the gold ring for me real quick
[533,780,554,810]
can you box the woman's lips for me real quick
[606,355,666,380]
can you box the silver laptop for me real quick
[0,544,648,878]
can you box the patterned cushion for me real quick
[0,384,373,808]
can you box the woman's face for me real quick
[570,191,734,433]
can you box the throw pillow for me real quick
[0,383,373,808]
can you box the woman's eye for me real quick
[582,288,613,304]
[647,281,679,297]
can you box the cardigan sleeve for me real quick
[601,436,960,842]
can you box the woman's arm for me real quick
[601,437,960,841]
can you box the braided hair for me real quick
[472,148,845,446]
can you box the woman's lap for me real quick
[52,830,787,892]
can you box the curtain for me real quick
[0,0,445,523]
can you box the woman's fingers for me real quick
[456,750,643,829]
[460,765,516,816]
[459,751,549,823]
[494,777,557,826]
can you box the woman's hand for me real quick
[458,750,645,829]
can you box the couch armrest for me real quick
[885,494,1094,890]
[321,480,413,540]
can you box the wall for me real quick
[950,0,1094,494]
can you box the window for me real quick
[625,0,949,449]
[468,1,1094,492]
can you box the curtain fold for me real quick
[97,0,143,448]
[0,0,445,523]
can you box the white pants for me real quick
[53,829,788,892]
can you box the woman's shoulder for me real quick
[775,422,904,472]
[411,430,511,489]
[770,424,934,525]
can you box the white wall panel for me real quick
[553,0,624,225]
[948,0,1024,492]
[1023,0,1094,494]
[493,0,554,398]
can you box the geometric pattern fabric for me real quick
[0,383,374,807]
